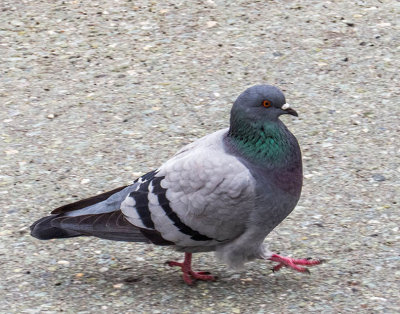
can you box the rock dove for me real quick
[30,85,322,285]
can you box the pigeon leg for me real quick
[269,254,323,273]
[166,252,216,285]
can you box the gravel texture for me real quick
[1,0,399,313]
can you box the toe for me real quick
[166,261,183,267]
[189,271,216,282]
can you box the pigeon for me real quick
[30,85,322,285]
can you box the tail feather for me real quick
[51,210,151,242]
[30,183,173,245]
[30,215,82,240]
[31,185,132,240]
[30,210,172,244]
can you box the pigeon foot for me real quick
[269,253,323,273]
[166,252,216,285]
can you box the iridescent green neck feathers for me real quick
[228,117,292,164]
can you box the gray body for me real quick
[30,85,302,269]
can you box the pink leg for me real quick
[269,254,323,273]
[166,252,216,285]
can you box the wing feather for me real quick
[153,129,256,248]
[119,129,256,250]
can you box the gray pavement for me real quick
[1,1,399,313]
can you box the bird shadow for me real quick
[79,263,318,297]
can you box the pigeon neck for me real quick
[227,117,293,165]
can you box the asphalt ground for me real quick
[1,1,399,313]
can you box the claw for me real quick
[196,271,211,275]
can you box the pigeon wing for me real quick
[121,129,256,251]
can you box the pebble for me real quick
[206,21,218,28]
[372,174,386,182]
[80,178,91,185]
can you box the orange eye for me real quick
[262,100,272,108]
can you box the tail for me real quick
[30,185,161,243]
[30,215,82,239]
[30,209,153,242]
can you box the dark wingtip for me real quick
[51,185,127,214]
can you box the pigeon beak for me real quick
[281,103,298,117]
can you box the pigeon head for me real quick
[228,85,300,164]
[231,85,298,122]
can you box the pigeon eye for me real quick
[262,100,272,108]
